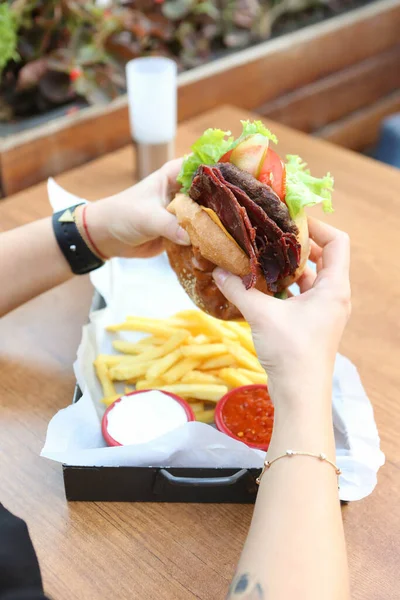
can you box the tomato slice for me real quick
[219,149,233,162]
[258,148,286,201]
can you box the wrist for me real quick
[75,201,120,259]
[269,371,333,408]
[268,400,335,460]
[267,370,335,457]
[267,354,335,408]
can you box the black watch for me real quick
[52,204,105,275]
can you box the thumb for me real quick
[213,268,273,324]
[147,208,191,246]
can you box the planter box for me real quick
[1,0,399,197]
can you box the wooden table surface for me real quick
[0,105,399,600]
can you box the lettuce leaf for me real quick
[177,128,233,193]
[285,155,334,219]
[230,119,278,150]
[177,120,278,193]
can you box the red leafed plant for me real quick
[0,0,348,122]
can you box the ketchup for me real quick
[222,386,274,447]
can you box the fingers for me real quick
[159,158,184,195]
[309,239,322,264]
[308,217,341,248]
[150,210,190,246]
[296,265,316,294]
[129,158,189,246]
[213,268,275,323]
[308,217,350,278]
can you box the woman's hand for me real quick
[222,218,351,600]
[77,158,190,259]
[213,218,351,394]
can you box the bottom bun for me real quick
[164,240,242,320]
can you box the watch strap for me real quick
[52,204,105,275]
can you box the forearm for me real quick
[0,218,72,317]
[229,372,350,600]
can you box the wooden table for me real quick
[0,105,399,600]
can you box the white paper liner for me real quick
[42,180,385,502]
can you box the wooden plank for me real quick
[178,0,400,120]
[258,44,400,132]
[316,90,400,150]
[0,97,131,197]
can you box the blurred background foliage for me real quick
[0,0,367,121]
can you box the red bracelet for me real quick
[81,204,109,261]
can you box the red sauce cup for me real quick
[102,389,196,447]
[214,384,274,452]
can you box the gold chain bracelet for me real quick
[256,450,342,487]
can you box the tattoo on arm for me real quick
[226,573,264,599]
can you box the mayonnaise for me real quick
[106,391,188,446]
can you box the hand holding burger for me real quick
[165,121,334,320]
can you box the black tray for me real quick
[63,292,262,502]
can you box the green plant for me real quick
[0,0,352,122]
[0,3,19,74]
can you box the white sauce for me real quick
[106,391,188,446]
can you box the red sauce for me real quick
[222,387,274,447]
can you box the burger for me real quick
[165,120,333,320]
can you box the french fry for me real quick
[137,336,169,346]
[101,394,122,406]
[94,357,116,397]
[201,354,236,370]
[224,322,256,355]
[181,343,227,358]
[166,315,201,327]
[162,357,202,384]
[109,354,157,367]
[187,401,204,413]
[112,338,165,354]
[198,313,238,340]
[135,379,165,390]
[153,384,228,402]
[112,331,189,365]
[223,339,264,373]
[190,334,211,345]
[174,310,237,340]
[98,354,125,367]
[237,369,268,385]
[109,361,153,381]
[182,371,225,385]
[195,409,215,424]
[146,349,182,381]
[124,386,135,394]
[107,320,177,337]
[218,368,253,388]
[137,331,190,363]
[126,378,140,385]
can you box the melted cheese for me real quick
[200,207,242,252]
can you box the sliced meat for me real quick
[190,165,258,288]
[212,169,293,285]
[217,162,298,235]
[189,164,301,291]
[284,235,301,273]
